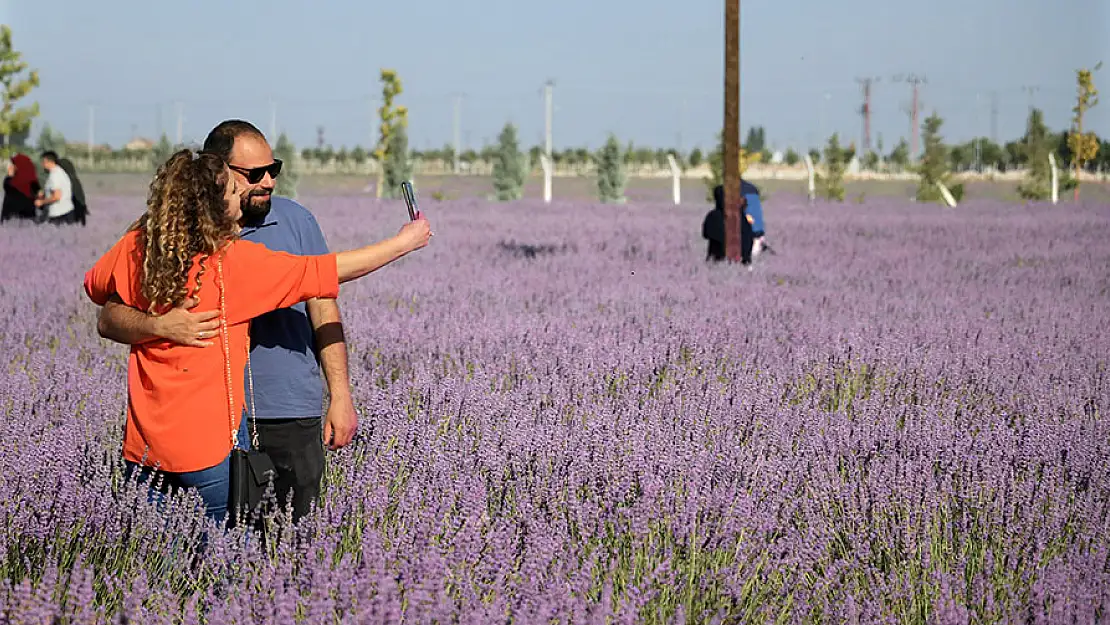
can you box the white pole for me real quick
[269,99,277,140]
[803,153,816,203]
[543,81,553,160]
[87,104,95,161]
[540,154,552,204]
[453,95,462,174]
[666,153,681,205]
[1048,153,1059,204]
[175,102,183,145]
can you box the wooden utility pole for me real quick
[723,0,742,262]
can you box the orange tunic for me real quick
[84,230,339,473]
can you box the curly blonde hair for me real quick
[129,149,238,312]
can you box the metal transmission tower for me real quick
[893,74,926,159]
[856,77,880,153]
[316,126,325,150]
[1022,85,1041,111]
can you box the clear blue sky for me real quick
[4,0,1107,154]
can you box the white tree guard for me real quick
[937,182,957,208]
[540,154,553,204]
[802,154,816,203]
[666,154,681,205]
[1048,153,1059,205]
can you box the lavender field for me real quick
[1,193,1109,624]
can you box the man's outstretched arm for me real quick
[97,294,221,347]
[306,297,357,450]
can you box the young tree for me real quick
[274,132,299,198]
[381,110,412,198]
[0,26,40,158]
[915,112,964,204]
[350,145,368,165]
[1017,108,1054,200]
[491,121,526,201]
[743,126,766,153]
[688,147,703,168]
[888,139,910,171]
[150,134,174,169]
[374,69,404,198]
[528,145,543,172]
[596,133,627,203]
[819,133,853,202]
[783,148,800,166]
[861,151,880,171]
[1067,62,1101,201]
[36,124,66,156]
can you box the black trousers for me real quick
[47,211,79,226]
[255,417,325,523]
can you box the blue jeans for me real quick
[124,417,251,526]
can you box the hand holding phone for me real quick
[401,180,419,221]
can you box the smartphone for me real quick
[401,180,418,221]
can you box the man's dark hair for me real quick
[202,120,266,162]
[41,151,59,163]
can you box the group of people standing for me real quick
[84,119,431,530]
[702,179,768,264]
[2,151,88,226]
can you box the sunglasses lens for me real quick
[237,160,282,184]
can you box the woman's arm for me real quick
[226,217,432,325]
[336,217,431,282]
[335,232,412,282]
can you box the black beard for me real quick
[240,195,272,222]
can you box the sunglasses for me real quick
[229,159,282,184]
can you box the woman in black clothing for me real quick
[1,153,40,223]
[702,184,753,264]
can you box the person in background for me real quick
[703,183,754,264]
[1,153,40,223]
[741,179,769,257]
[84,149,431,525]
[58,157,88,226]
[96,120,356,525]
[34,151,77,225]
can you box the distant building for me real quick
[125,137,154,151]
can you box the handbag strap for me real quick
[217,257,260,450]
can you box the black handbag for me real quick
[228,448,276,528]
[217,259,277,529]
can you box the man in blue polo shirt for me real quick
[95,120,356,523]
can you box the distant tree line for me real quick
[21,112,1109,179]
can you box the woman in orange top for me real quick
[84,149,431,524]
